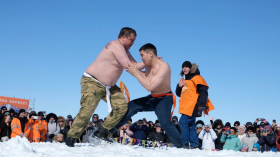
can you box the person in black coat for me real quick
[0,106,8,123]
[0,111,11,141]
[147,123,167,143]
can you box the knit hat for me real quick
[245,122,253,127]
[259,124,265,128]
[241,143,249,149]
[238,125,246,132]
[264,125,273,133]
[196,124,203,129]
[225,122,231,127]
[67,115,72,118]
[234,121,240,126]
[230,127,237,133]
[3,111,10,116]
[68,118,74,122]
[29,111,37,118]
[88,121,93,125]
[246,126,256,133]
[276,123,280,128]
[182,61,192,69]
[38,112,44,116]
[252,143,260,151]
[19,109,26,115]
[155,123,161,127]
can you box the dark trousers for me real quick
[179,114,199,147]
[110,94,185,148]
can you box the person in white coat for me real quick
[238,125,246,141]
[46,113,60,142]
[199,124,217,149]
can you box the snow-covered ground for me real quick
[0,136,279,157]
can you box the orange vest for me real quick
[178,75,214,116]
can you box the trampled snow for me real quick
[0,136,279,157]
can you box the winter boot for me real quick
[66,137,77,147]
[92,125,112,144]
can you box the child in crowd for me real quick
[252,143,260,152]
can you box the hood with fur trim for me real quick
[180,63,200,80]
[57,116,66,128]
[213,119,224,130]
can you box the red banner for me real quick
[0,96,29,113]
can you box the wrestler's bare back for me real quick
[144,59,172,94]
[85,40,132,86]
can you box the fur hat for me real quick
[246,126,256,133]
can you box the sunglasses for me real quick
[234,124,239,126]
[93,117,98,118]
[59,121,63,122]
[2,109,7,110]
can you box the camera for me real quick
[33,116,38,119]
[225,131,231,134]
[258,118,263,121]
[263,128,266,133]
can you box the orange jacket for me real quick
[11,117,31,138]
[179,75,214,116]
[27,119,39,142]
[39,120,47,142]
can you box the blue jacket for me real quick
[220,134,241,151]
[257,133,276,152]
[129,123,150,140]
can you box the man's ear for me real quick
[149,51,153,57]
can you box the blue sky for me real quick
[1,0,279,127]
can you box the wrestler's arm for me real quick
[112,44,134,68]
[127,51,145,70]
[133,64,170,92]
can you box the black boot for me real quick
[92,125,112,143]
[66,137,77,147]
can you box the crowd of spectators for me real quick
[0,106,279,153]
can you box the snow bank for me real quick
[0,137,279,157]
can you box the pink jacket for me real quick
[120,129,133,139]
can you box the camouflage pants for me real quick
[68,75,128,138]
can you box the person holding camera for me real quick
[147,123,167,144]
[220,127,241,151]
[0,111,11,142]
[253,118,270,128]
[257,125,276,152]
[120,121,133,139]
[176,61,215,149]
[129,120,150,141]
[198,124,217,149]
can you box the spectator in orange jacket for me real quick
[37,112,47,142]
[11,109,31,139]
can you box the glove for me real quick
[197,107,208,117]
[49,134,54,139]
[22,134,27,138]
